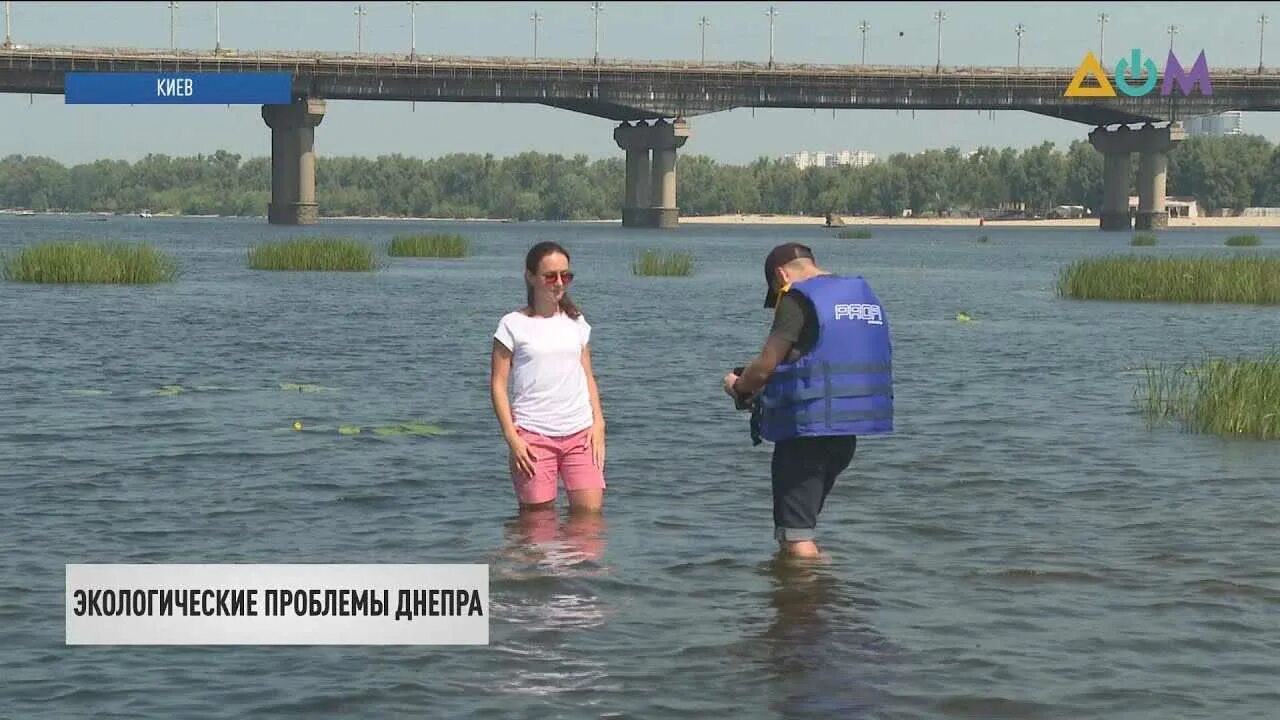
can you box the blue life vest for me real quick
[760,274,894,442]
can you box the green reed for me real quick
[247,238,377,271]
[388,233,470,258]
[1225,234,1261,247]
[2,241,177,284]
[1138,353,1280,440]
[1130,233,1158,246]
[1058,255,1280,305]
[632,249,694,277]
[836,229,873,239]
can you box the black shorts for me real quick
[771,435,856,542]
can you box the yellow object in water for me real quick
[956,312,974,323]
[293,421,303,430]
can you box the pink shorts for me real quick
[511,426,605,505]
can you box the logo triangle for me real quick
[1064,51,1116,97]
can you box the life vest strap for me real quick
[761,383,895,409]
[790,407,895,425]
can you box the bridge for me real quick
[5,46,1277,229]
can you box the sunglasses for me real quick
[541,271,575,285]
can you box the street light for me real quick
[858,20,870,65]
[168,1,179,50]
[214,1,222,53]
[354,4,367,54]
[530,11,542,59]
[407,1,419,59]
[1166,23,1178,52]
[590,2,603,64]
[1259,13,1269,73]
[1097,12,1109,67]
[1015,22,1026,70]
[933,9,946,72]
[766,5,779,68]
[3,1,12,50]
[698,15,710,64]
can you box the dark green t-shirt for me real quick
[768,292,818,361]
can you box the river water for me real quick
[2,215,1277,719]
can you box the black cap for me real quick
[763,243,815,308]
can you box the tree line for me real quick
[1,135,1276,220]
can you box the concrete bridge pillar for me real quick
[647,118,689,229]
[1088,122,1184,232]
[613,121,652,228]
[1135,123,1185,230]
[1089,125,1134,231]
[1101,151,1132,231]
[261,97,327,225]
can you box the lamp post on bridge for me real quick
[858,20,870,65]
[407,1,419,59]
[933,9,945,73]
[531,10,542,59]
[353,4,367,54]
[590,2,603,64]
[1015,23,1025,70]
[214,1,221,54]
[698,15,710,64]
[3,1,12,50]
[1166,23,1178,52]
[168,1,179,50]
[1097,12,1109,68]
[1259,13,1269,74]
[766,5,779,68]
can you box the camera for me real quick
[732,366,751,410]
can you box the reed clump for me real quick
[836,229,873,239]
[247,238,377,271]
[2,241,177,284]
[632,249,694,277]
[1130,233,1157,246]
[1058,255,1280,305]
[388,233,470,258]
[1138,353,1280,440]
[1225,234,1261,247]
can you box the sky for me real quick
[1,1,1278,166]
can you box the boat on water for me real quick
[138,210,153,218]
[16,210,36,217]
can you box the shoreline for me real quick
[5,209,1280,228]
[677,214,1280,228]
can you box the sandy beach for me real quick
[679,213,1280,229]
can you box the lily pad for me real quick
[278,382,327,393]
[371,421,449,437]
[63,389,113,397]
[151,384,186,396]
[338,425,362,436]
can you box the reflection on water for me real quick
[497,509,610,576]
[491,509,620,697]
[761,558,894,720]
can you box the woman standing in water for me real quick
[490,241,606,513]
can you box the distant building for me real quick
[784,149,876,169]
[1185,112,1243,137]
[1128,195,1199,218]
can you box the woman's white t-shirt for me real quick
[494,310,594,437]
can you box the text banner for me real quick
[64,72,293,105]
[66,564,488,645]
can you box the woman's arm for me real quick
[581,344,606,468]
[492,339,536,476]
[581,344,605,429]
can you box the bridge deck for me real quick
[3,46,1276,125]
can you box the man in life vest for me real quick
[724,243,893,559]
